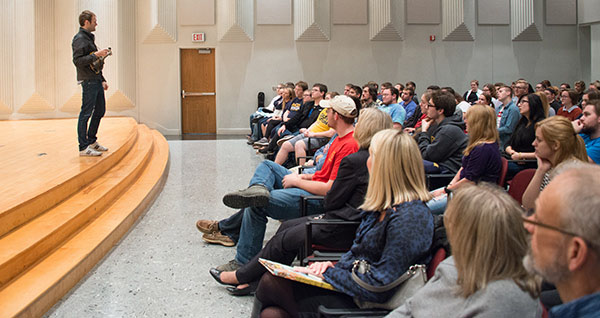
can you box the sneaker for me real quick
[276,134,295,147]
[202,232,235,247]
[89,141,108,152]
[196,219,219,234]
[253,137,269,146]
[222,184,270,209]
[79,146,102,157]
[216,259,242,272]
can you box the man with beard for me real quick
[523,164,600,317]
[572,99,600,163]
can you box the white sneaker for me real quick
[89,142,108,152]
[79,146,102,157]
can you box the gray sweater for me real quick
[386,257,541,318]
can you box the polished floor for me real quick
[45,138,276,317]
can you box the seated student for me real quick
[404,92,432,134]
[426,105,502,214]
[523,164,600,318]
[463,80,482,105]
[573,99,600,163]
[504,93,547,179]
[255,86,296,148]
[557,89,582,121]
[389,183,540,318]
[496,85,521,151]
[521,116,588,210]
[483,83,502,110]
[361,84,379,109]
[399,87,418,120]
[417,91,468,174]
[536,91,555,117]
[211,95,359,271]
[206,108,392,296]
[544,86,561,113]
[378,87,406,129]
[253,129,434,317]
[477,92,493,108]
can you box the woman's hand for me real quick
[294,261,334,279]
[536,155,552,173]
[432,188,446,198]
[510,152,521,160]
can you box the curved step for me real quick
[0,128,169,318]
[0,125,154,288]
[0,118,139,237]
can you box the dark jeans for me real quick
[78,80,106,151]
[219,209,244,243]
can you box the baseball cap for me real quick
[320,95,358,118]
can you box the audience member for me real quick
[514,80,529,104]
[521,116,588,210]
[523,164,600,317]
[390,183,540,318]
[348,85,362,99]
[572,99,600,163]
[535,91,555,117]
[206,108,392,296]
[482,83,502,109]
[248,84,284,143]
[255,87,296,150]
[496,85,521,150]
[477,93,493,108]
[361,84,378,108]
[590,80,600,90]
[581,88,600,108]
[417,91,468,174]
[404,92,430,133]
[574,80,586,95]
[427,105,502,214]
[560,82,571,90]
[544,87,561,113]
[253,129,434,317]
[557,89,582,121]
[463,80,482,104]
[378,87,406,129]
[399,87,418,122]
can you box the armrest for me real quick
[300,195,325,217]
[425,174,454,191]
[507,159,538,164]
[318,305,389,317]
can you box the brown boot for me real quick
[196,219,219,234]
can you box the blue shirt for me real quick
[496,101,521,150]
[549,292,600,318]
[581,133,600,164]
[379,103,407,126]
[400,100,418,121]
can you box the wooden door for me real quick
[180,48,216,134]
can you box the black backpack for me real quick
[257,92,265,109]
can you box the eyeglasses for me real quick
[519,100,529,104]
[522,213,580,237]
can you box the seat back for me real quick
[498,157,509,187]
[426,248,446,279]
[507,169,536,205]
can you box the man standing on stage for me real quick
[72,10,110,156]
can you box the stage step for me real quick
[0,118,139,238]
[0,120,169,318]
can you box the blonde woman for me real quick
[253,130,434,317]
[521,116,588,210]
[389,183,540,317]
[428,104,502,214]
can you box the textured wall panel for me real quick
[143,0,177,43]
[369,0,404,41]
[294,0,330,41]
[442,0,475,41]
[257,0,291,25]
[477,0,509,25]
[579,0,600,24]
[407,0,440,25]
[218,0,254,41]
[179,0,215,25]
[0,0,14,114]
[546,0,576,25]
[332,0,367,25]
[511,0,542,41]
[111,0,136,110]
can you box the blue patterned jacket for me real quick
[322,200,433,303]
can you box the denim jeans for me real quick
[426,188,448,215]
[218,209,244,243]
[78,80,106,151]
[235,160,324,264]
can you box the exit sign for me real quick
[192,33,205,42]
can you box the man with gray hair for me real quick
[523,163,600,317]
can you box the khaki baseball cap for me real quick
[320,95,358,118]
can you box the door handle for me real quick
[182,90,215,98]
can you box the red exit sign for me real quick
[192,33,205,42]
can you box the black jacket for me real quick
[324,148,369,221]
[72,27,105,82]
[284,101,323,132]
[417,114,468,174]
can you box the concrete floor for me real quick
[45,139,278,318]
